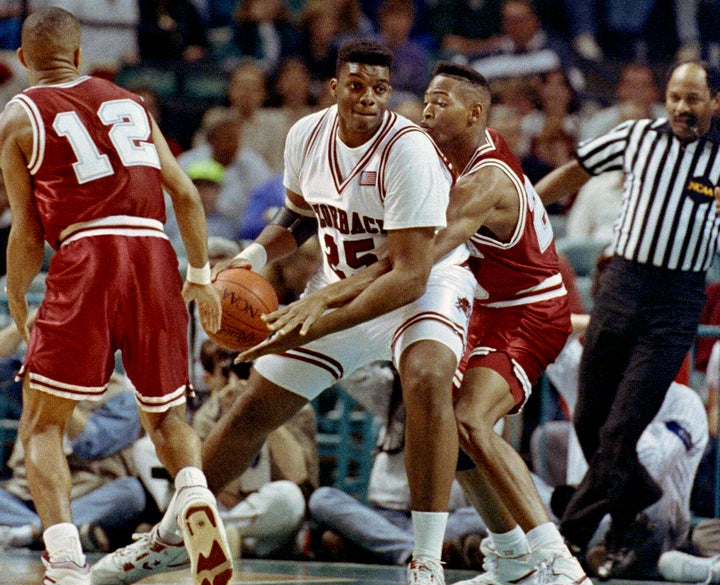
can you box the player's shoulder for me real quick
[289,105,335,138]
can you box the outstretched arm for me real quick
[534,159,592,206]
[237,224,436,361]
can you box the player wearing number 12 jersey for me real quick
[0,7,232,585]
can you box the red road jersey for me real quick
[463,128,566,307]
[10,75,165,249]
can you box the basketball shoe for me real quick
[535,548,593,585]
[177,486,233,585]
[407,556,445,584]
[90,525,190,584]
[42,551,91,585]
[453,536,537,585]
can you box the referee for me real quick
[536,60,720,576]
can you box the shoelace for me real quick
[113,531,155,560]
[481,552,499,574]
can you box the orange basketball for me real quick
[204,267,279,351]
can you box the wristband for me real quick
[234,242,267,272]
[186,261,211,285]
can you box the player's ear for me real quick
[469,102,483,125]
[329,78,338,99]
[73,47,82,69]
[16,47,27,69]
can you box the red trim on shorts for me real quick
[467,350,525,414]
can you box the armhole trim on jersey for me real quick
[377,126,429,202]
[10,95,44,174]
[467,159,527,250]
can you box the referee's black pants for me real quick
[560,256,706,549]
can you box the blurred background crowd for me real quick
[1,0,720,578]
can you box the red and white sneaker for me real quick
[407,556,445,585]
[90,525,189,584]
[535,548,593,585]
[178,490,233,585]
[453,537,537,585]
[42,551,91,585]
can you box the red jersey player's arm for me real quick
[151,115,221,332]
[534,159,591,206]
[151,115,211,272]
[434,165,512,259]
[238,224,435,361]
[0,102,44,340]
[254,166,511,343]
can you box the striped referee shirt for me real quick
[576,118,720,272]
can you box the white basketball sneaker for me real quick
[42,551,91,585]
[453,537,537,585]
[177,487,233,585]
[407,556,446,584]
[658,550,720,583]
[535,548,593,585]
[90,525,190,584]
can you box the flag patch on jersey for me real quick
[359,171,377,186]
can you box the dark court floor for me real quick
[0,549,689,585]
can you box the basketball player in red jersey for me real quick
[246,62,591,585]
[0,8,232,585]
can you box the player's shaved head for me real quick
[21,7,80,68]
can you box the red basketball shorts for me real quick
[23,235,190,411]
[457,296,572,413]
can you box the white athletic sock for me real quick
[526,522,567,554]
[490,525,530,558]
[158,467,209,544]
[43,522,85,566]
[411,511,448,561]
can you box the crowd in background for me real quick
[0,0,720,577]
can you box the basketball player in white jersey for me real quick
[93,39,476,585]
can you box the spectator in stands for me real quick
[429,0,503,61]
[521,122,577,207]
[270,56,317,125]
[580,62,664,142]
[309,363,488,569]
[331,0,375,44]
[239,174,285,242]
[185,160,238,241]
[0,1,22,50]
[225,0,302,75]
[176,107,272,244]
[298,0,343,92]
[470,0,585,93]
[373,0,429,100]
[227,60,293,173]
[137,0,208,62]
[521,69,583,145]
[488,104,531,159]
[0,373,145,553]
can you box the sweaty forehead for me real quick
[426,75,459,96]
[342,62,390,80]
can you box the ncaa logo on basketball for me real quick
[684,176,715,204]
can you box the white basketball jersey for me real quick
[284,105,468,283]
